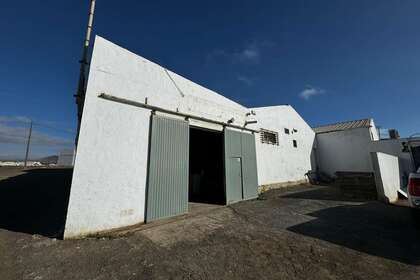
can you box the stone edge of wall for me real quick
[258,179,310,194]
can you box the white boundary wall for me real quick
[370,139,415,187]
[370,152,400,203]
[315,122,378,177]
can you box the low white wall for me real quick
[250,106,315,186]
[370,152,400,203]
[370,139,414,187]
[316,127,374,177]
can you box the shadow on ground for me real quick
[282,186,370,202]
[285,187,420,265]
[0,168,73,238]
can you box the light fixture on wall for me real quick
[245,120,258,126]
[227,117,235,124]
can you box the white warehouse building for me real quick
[64,36,315,239]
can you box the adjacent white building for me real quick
[314,119,418,192]
[249,105,315,186]
[64,36,315,238]
[314,119,379,177]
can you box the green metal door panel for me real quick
[224,129,243,204]
[226,157,243,204]
[241,133,259,200]
[224,129,242,157]
[146,115,189,222]
[224,128,258,204]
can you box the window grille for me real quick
[260,129,279,145]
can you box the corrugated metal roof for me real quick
[313,119,372,134]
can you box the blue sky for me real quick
[1,1,420,157]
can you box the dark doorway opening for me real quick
[189,127,225,205]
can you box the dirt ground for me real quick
[0,167,419,279]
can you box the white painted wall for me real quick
[370,119,380,141]
[249,106,316,186]
[82,37,249,126]
[65,36,252,238]
[370,152,400,203]
[315,126,376,177]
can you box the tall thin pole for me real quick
[75,0,96,145]
[24,120,33,168]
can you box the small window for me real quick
[293,140,297,148]
[260,129,279,145]
[293,129,298,133]
[284,128,290,134]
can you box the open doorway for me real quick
[189,127,225,205]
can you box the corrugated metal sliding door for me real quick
[241,132,258,200]
[146,115,189,222]
[224,128,258,204]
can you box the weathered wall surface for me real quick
[316,127,375,177]
[370,152,400,203]
[249,106,315,186]
[83,37,249,126]
[64,85,151,238]
[64,36,252,238]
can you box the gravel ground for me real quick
[0,168,419,279]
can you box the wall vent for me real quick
[260,129,279,145]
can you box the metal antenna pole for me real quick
[75,0,97,145]
[24,120,33,168]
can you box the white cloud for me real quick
[206,49,228,62]
[207,40,274,65]
[299,87,325,100]
[237,75,254,86]
[235,45,261,63]
[0,123,73,146]
[0,116,31,123]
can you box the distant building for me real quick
[0,161,42,167]
[57,150,75,167]
[314,118,418,191]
